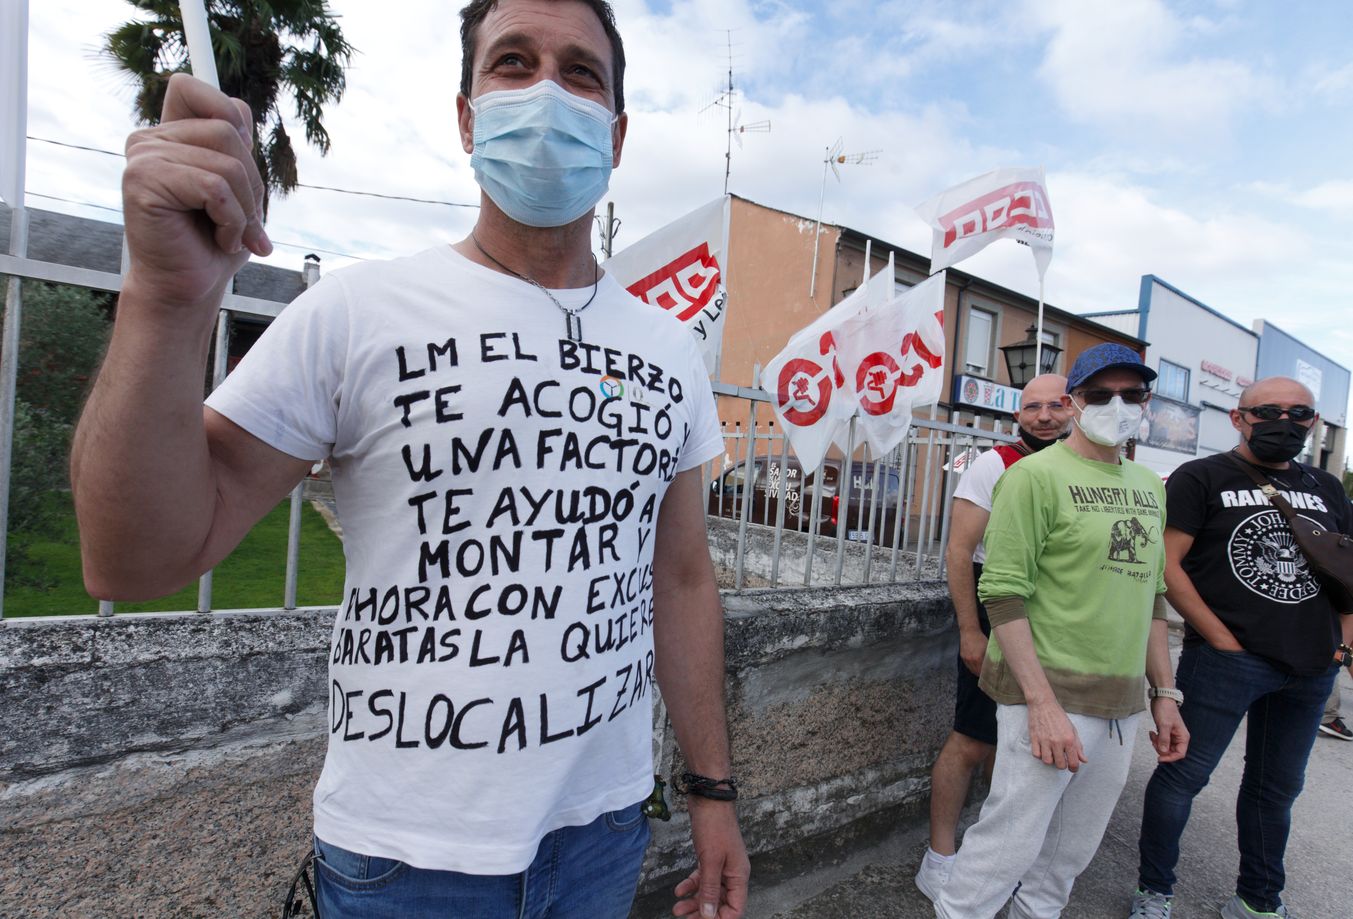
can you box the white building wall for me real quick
[1080,311,1138,336]
[1135,279,1258,478]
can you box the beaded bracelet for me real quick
[677,771,739,802]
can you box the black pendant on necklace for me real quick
[565,311,583,343]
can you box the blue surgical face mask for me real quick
[470,80,617,228]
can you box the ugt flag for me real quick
[832,272,947,458]
[606,196,730,376]
[914,167,1053,279]
[760,262,896,471]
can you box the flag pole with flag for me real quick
[759,249,900,471]
[605,196,731,377]
[915,166,1055,369]
[831,271,948,458]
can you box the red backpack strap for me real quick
[994,442,1031,468]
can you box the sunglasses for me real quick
[1239,404,1316,422]
[1073,387,1151,406]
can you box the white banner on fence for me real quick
[915,166,1054,279]
[606,196,730,376]
[0,0,29,208]
[832,271,947,457]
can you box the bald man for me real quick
[1129,377,1353,919]
[915,373,1070,903]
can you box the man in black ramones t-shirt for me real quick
[1129,377,1352,919]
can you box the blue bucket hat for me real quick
[1065,343,1157,391]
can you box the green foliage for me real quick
[4,282,112,585]
[5,493,346,617]
[103,0,354,214]
[7,403,71,588]
[18,281,112,425]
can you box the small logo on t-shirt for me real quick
[1228,510,1321,604]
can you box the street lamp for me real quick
[1000,325,1062,388]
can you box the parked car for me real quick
[707,456,905,546]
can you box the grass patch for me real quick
[4,492,346,617]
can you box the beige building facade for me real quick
[716,196,1147,433]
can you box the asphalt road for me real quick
[760,652,1353,919]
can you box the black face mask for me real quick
[1017,426,1065,452]
[1246,419,1310,464]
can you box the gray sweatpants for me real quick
[935,703,1143,919]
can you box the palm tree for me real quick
[103,0,354,216]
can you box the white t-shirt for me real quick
[207,246,722,873]
[951,447,1010,565]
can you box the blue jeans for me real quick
[313,802,651,919]
[1137,644,1337,912]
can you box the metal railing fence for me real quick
[0,205,302,622]
[706,381,1017,590]
[3,213,1018,620]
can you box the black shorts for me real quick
[953,562,997,746]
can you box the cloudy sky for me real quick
[16,0,1353,418]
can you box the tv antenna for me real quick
[810,138,879,297]
[701,30,770,195]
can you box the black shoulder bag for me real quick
[1225,452,1353,613]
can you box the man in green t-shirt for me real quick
[934,343,1189,919]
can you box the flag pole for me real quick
[1034,275,1045,374]
[179,0,220,89]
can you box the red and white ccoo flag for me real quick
[606,196,730,376]
[915,166,1054,279]
[832,271,947,457]
[761,260,897,471]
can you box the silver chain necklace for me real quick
[470,233,599,343]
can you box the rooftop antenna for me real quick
[809,138,879,298]
[701,30,770,195]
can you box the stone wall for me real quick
[0,580,954,918]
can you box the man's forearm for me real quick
[989,608,1057,705]
[653,574,732,776]
[945,550,982,633]
[1145,618,1174,689]
[1163,560,1236,646]
[72,281,224,597]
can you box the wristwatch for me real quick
[1148,686,1184,704]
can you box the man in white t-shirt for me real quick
[915,373,1069,904]
[69,2,748,918]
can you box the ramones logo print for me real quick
[1228,510,1321,604]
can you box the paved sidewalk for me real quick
[752,660,1353,919]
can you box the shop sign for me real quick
[953,374,1022,413]
[1200,360,1233,381]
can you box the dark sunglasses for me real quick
[1239,404,1316,422]
[1074,387,1151,406]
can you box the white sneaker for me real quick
[1218,894,1291,918]
[1129,887,1173,918]
[915,853,953,904]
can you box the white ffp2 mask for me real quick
[1073,395,1143,447]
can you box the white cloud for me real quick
[1313,60,1353,98]
[18,0,1353,420]
[1027,0,1274,141]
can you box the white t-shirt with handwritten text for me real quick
[206,246,722,873]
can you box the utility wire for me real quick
[26,135,479,209]
[25,192,366,261]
